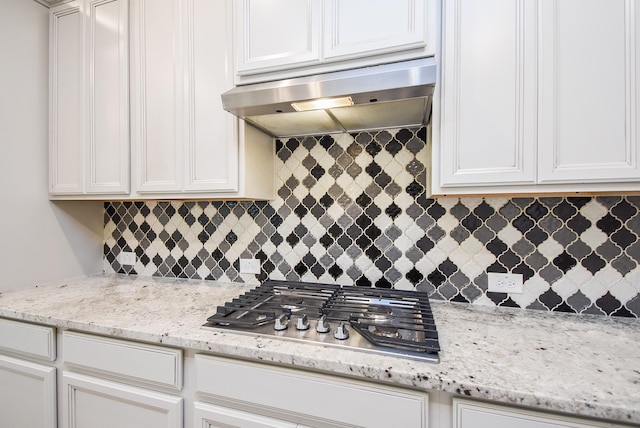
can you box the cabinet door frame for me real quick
[85,0,130,194]
[130,0,184,194]
[323,0,429,62]
[62,371,182,428]
[538,0,640,183]
[182,0,239,193]
[453,398,628,428]
[436,0,537,188]
[0,354,56,428]
[49,1,84,195]
[194,402,298,428]
[234,0,323,75]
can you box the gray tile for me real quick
[525,251,548,270]
[512,238,535,257]
[612,254,636,275]
[567,291,591,312]
[539,264,563,284]
[461,284,482,301]
[450,226,470,244]
[385,267,402,283]
[596,241,622,261]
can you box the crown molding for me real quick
[33,0,73,8]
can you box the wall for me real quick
[104,127,640,318]
[0,0,103,291]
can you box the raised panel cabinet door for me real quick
[194,402,298,428]
[323,0,430,61]
[453,399,627,428]
[538,0,640,183]
[49,1,83,194]
[183,0,238,192]
[437,0,537,188]
[234,0,322,75]
[85,0,130,194]
[130,0,183,193]
[0,355,56,428]
[62,371,182,428]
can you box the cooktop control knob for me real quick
[274,313,289,331]
[316,315,330,334]
[296,314,310,331]
[334,322,350,340]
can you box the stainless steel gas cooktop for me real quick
[202,280,440,363]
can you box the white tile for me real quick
[496,223,523,246]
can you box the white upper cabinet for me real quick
[234,0,437,83]
[130,0,274,199]
[234,0,322,75]
[538,0,640,184]
[129,0,183,193]
[50,0,275,200]
[49,0,130,196]
[323,0,428,61]
[436,0,537,188]
[433,0,640,195]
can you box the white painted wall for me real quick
[0,0,103,291]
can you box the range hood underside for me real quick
[222,58,436,138]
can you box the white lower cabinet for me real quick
[62,372,182,428]
[194,354,429,428]
[194,402,299,428]
[61,331,184,428]
[0,355,57,428]
[453,399,629,428]
[0,319,57,428]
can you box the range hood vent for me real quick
[221,57,436,138]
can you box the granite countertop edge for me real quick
[0,274,638,425]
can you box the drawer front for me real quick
[0,318,56,361]
[195,354,428,428]
[63,331,182,390]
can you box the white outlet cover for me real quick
[118,251,136,266]
[487,272,524,294]
[240,258,261,274]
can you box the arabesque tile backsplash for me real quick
[104,127,640,318]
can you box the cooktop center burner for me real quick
[202,280,440,363]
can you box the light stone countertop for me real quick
[0,274,638,425]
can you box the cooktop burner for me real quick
[202,280,440,363]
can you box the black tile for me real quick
[513,214,534,233]
[539,289,563,310]
[596,292,622,315]
[581,253,606,274]
[385,203,402,219]
[553,252,577,273]
[566,214,591,234]
[553,200,577,221]
[596,214,622,234]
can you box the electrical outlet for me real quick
[118,251,136,266]
[239,258,261,274]
[488,272,524,294]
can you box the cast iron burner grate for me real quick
[203,280,440,363]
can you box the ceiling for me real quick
[33,0,71,7]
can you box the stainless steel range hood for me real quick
[221,57,436,138]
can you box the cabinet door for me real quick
[50,1,83,194]
[0,355,56,428]
[437,0,537,188]
[453,399,626,428]
[62,371,182,428]
[538,0,640,183]
[85,0,130,194]
[323,0,429,61]
[194,402,297,428]
[183,0,238,192]
[130,0,183,193]
[234,0,322,75]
